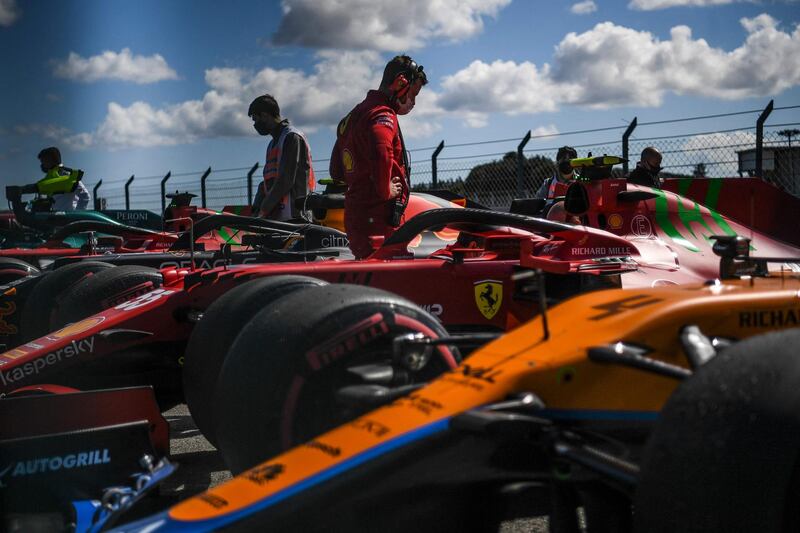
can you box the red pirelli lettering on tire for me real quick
[305,313,389,371]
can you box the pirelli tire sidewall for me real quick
[19,261,114,343]
[50,265,163,332]
[183,275,329,447]
[634,328,800,533]
[214,283,456,474]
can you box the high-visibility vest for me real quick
[36,166,84,196]
[263,124,315,219]
[547,176,570,199]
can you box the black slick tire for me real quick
[183,275,328,446]
[634,328,800,533]
[19,261,114,342]
[50,265,163,330]
[214,284,458,473]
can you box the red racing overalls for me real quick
[330,90,409,259]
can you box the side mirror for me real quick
[711,235,760,279]
[711,235,750,259]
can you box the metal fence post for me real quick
[92,180,102,210]
[622,117,638,175]
[124,175,134,209]
[200,166,212,208]
[517,130,532,198]
[246,162,259,206]
[756,99,774,179]
[431,140,445,187]
[160,171,172,213]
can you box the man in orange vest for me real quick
[535,145,578,200]
[248,94,315,221]
[329,55,427,259]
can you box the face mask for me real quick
[253,120,272,136]
[396,97,415,115]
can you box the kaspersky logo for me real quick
[0,337,95,387]
[0,449,111,487]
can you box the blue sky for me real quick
[1,0,798,205]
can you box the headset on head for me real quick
[389,60,424,101]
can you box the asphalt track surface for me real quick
[160,404,549,532]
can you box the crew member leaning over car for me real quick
[248,94,315,221]
[627,146,663,189]
[330,55,427,259]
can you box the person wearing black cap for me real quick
[329,55,427,259]
[535,145,578,199]
[248,94,315,221]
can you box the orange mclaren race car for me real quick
[109,236,800,533]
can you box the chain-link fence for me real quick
[763,129,800,196]
[88,101,799,212]
[409,103,799,209]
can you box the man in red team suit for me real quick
[330,55,427,259]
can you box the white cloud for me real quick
[44,14,800,149]
[0,0,19,26]
[571,1,598,14]
[532,125,560,138]
[438,59,574,116]
[52,48,179,84]
[59,51,385,149]
[272,0,510,51]
[628,0,740,9]
[438,14,800,116]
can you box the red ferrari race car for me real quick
[0,191,464,348]
[1,163,800,529]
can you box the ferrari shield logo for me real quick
[474,280,503,320]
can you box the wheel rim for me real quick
[279,310,456,449]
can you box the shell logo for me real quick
[47,316,105,340]
[342,149,354,172]
[607,213,624,230]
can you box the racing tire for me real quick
[0,257,38,284]
[183,275,328,447]
[50,265,163,331]
[214,284,460,474]
[19,261,114,342]
[634,329,800,533]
